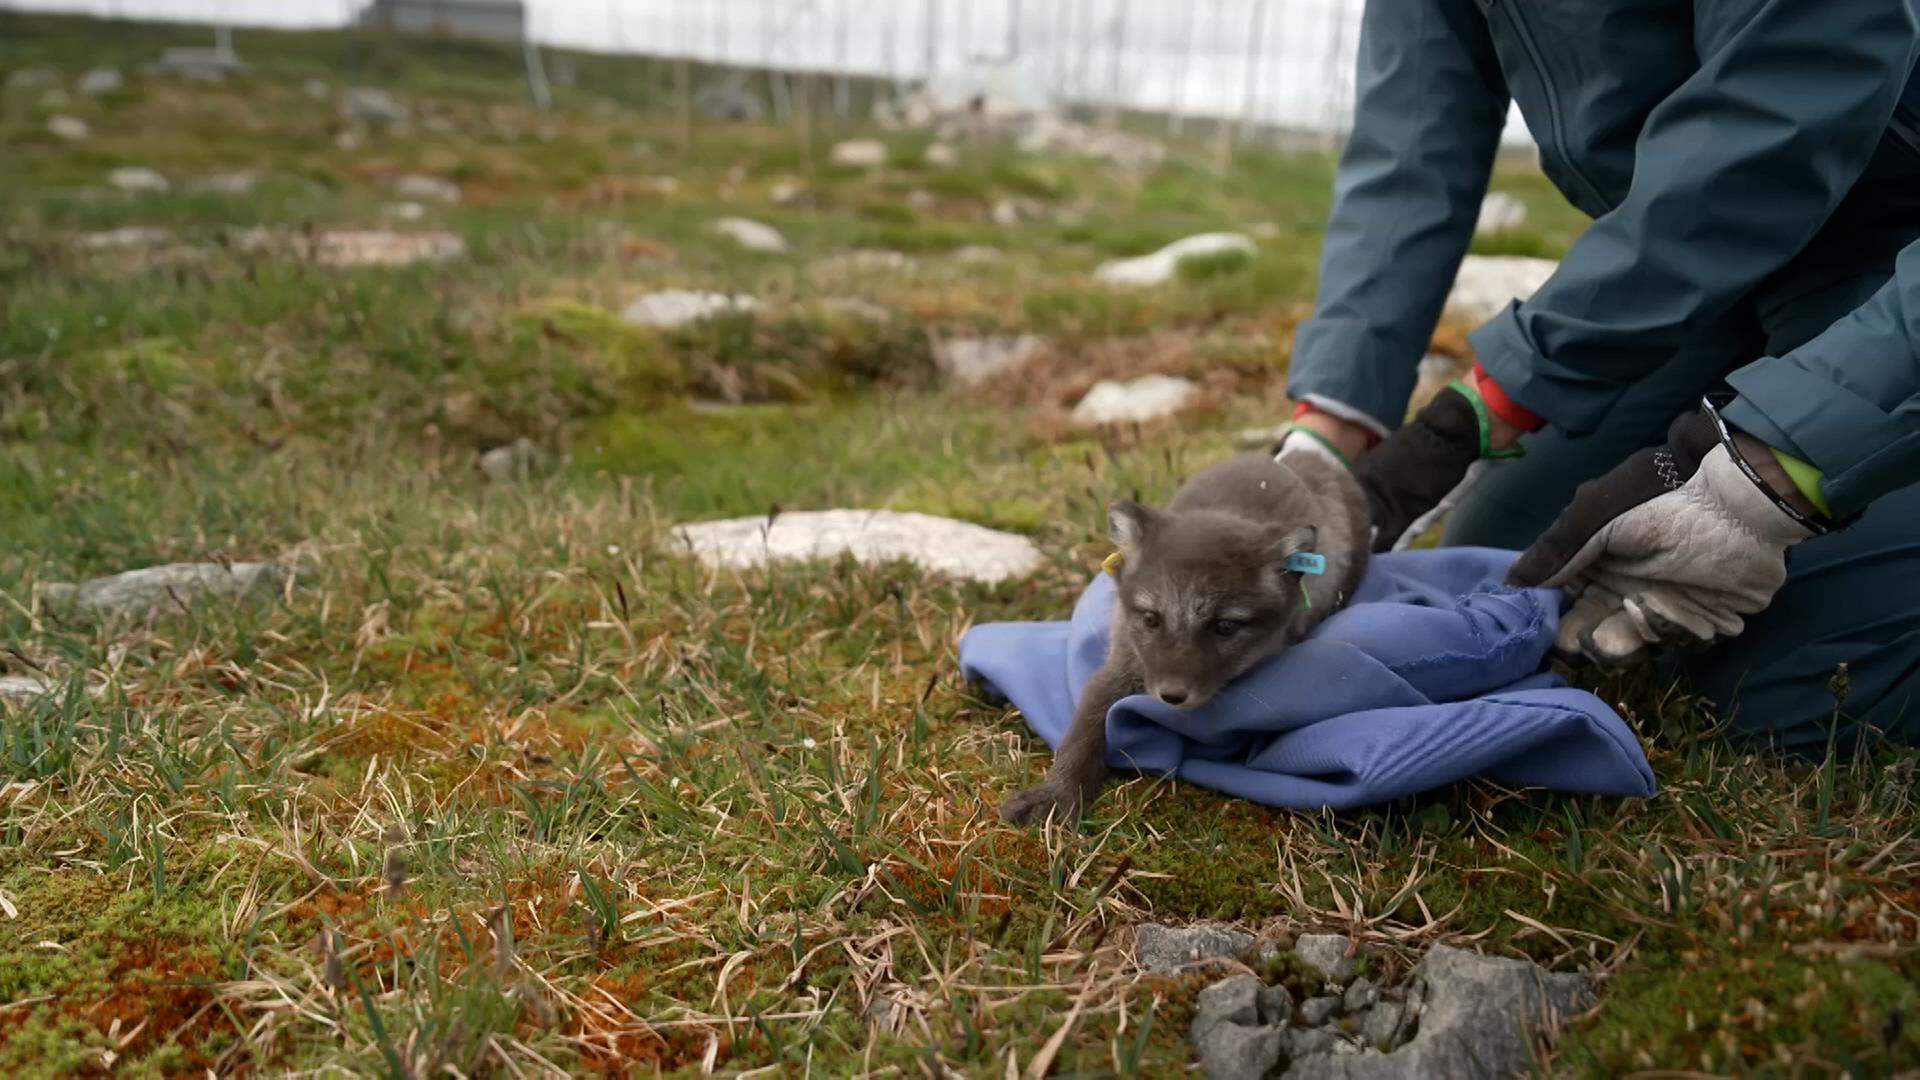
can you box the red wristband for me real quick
[1292,401,1381,450]
[1470,362,1546,432]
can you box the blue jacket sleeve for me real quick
[1286,0,1509,435]
[1469,0,1920,435]
[1722,240,1920,519]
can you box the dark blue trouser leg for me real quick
[1440,273,1920,748]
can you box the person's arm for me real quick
[1286,0,1509,449]
[1724,239,1920,519]
[1470,0,1920,435]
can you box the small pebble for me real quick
[1298,995,1341,1026]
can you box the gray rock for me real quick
[343,86,408,124]
[1475,192,1528,234]
[1197,1022,1281,1080]
[1445,255,1558,322]
[46,115,92,142]
[40,562,287,621]
[924,141,958,167]
[77,226,174,252]
[708,217,787,253]
[1135,923,1253,973]
[1298,995,1341,1026]
[1257,984,1295,1026]
[393,173,462,204]
[308,229,463,268]
[1278,945,1595,1080]
[1070,374,1197,426]
[621,290,756,329]
[0,675,54,706]
[695,83,765,121]
[1285,1026,1339,1059]
[829,138,889,169]
[1192,976,1261,1043]
[6,67,57,91]
[78,66,124,96]
[1343,977,1379,1013]
[991,197,1040,226]
[1295,933,1358,984]
[477,439,545,483]
[673,510,1043,585]
[816,249,914,275]
[109,167,170,194]
[769,180,806,206]
[932,334,1045,387]
[1357,1001,1406,1049]
[384,201,427,222]
[952,245,1004,264]
[191,169,262,195]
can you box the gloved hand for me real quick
[1506,402,1834,666]
[1350,378,1523,552]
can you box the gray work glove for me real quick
[1506,402,1834,666]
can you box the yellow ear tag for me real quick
[1102,551,1124,577]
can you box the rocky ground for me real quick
[2,10,1916,1078]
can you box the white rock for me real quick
[708,217,788,253]
[991,197,1039,226]
[1071,375,1198,426]
[393,173,461,204]
[952,245,1004,264]
[46,115,91,141]
[621,290,757,329]
[933,334,1046,386]
[40,562,287,621]
[78,66,124,96]
[817,249,914,274]
[1094,232,1257,287]
[191,169,262,195]
[383,201,427,222]
[642,175,680,196]
[1247,221,1283,240]
[343,86,408,124]
[924,141,958,167]
[478,438,545,482]
[1444,255,1558,321]
[309,229,465,268]
[674,510,1043,585]
[769,180,806,206]
[1294,933,1358,984]
[1475,192,1528,234]
[77,226,174,251]
[109,167,170,194]
[905,189,936,211]
[830,138,890,168]
[0,675,54,706]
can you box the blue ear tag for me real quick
[1284,553,1326,575]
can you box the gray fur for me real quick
[1001,451,1370,826]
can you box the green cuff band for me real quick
[1447,380,1526,460]
[1768,447,1833,518]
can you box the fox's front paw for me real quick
[1000,780,1085,826]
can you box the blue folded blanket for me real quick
[958,547,1655,810]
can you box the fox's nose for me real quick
[1157,687,1189,706]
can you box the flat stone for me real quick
[110,167,169,194]
[47,115,92,141]
[1295,934,1358,984]
[673,509,1044,585]
[191,169,262,195]
[932,334,1045,386]
[1135,923,1253,973]
[1278,945,1595,1080]
[1286,1027,1339,1060]
[1195,1022,1280,1080]
[312,230,463,268]
[829,138,889,168]
[1343,977,1379,1013]
[40,562,287,622]
[708,217,787,253]
[1070,374,1197,426]
[77,226,174,251]
[621,290,756,329]
[1257,984,1295,1026]
[1192,976,1261,1043]
[78,66,124,96]
[393,174,461,204]
[1299,995,1342,1026]
[924,141,958,167]
[1094,232,1257,287]
[1357,1001,1406,1048]
[0,675,54,706]
[1475,192,1528,234]
[477,438,544,483]
[343,86,408,124]
[1445,255,1557,322]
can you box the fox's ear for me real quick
[1108,500,1158,552]
[1267,524,1318,563]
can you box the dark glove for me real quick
[1506,401,1833,666]
[1353,381,1519,553]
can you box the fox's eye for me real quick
[1139,610,1163,630]
[1211,619,1243,638]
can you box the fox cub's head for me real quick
[1107,499,1318,710]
